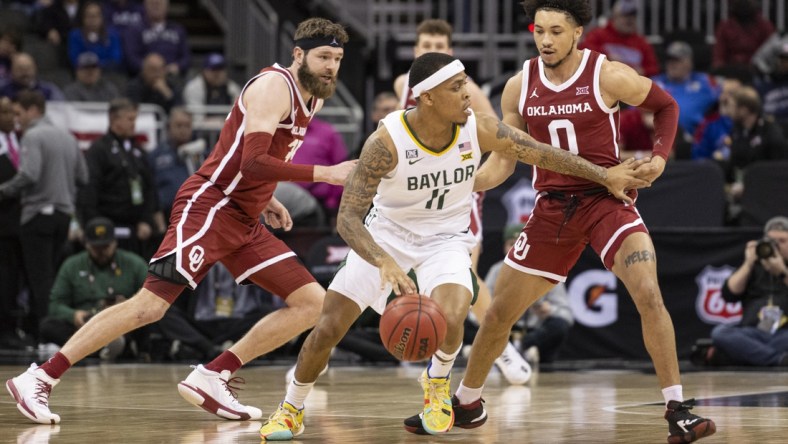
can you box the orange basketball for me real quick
[379,294,447,362]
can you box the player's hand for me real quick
[632,155,666,184]
[322,160,359,185]
[262,197,293,231]
[604,158,651,204]
[379,258,417,296]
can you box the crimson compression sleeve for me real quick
[637,82,679,160]
[240,131,314,182]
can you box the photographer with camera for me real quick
[38,217,149,361]
[711,216,788,366]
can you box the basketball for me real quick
[379,294,447,362]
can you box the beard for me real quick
[542,37,577,69]
[298,60,337,99]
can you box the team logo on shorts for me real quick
[695,265,740,324]
[188,245,206,273]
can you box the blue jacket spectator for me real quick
[68,1,123,70]
[652,41,720,137]
[692,78,743,160]
[123,0,189,75]
[0,53,65,101]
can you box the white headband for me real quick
[410,59,465,98]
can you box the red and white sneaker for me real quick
[178,364,262,420]
[6,364,61,424]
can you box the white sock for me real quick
[455,381,483,405]
[284,378,314,410]
[427,345,462,378]
[662,385,683,407]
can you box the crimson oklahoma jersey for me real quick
[519,49,620,192]
[196,63,321,218]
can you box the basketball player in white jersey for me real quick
[454,1,716,442]
[394,18,531,385]
[259,52,648,440]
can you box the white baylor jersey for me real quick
[373,109,482,237]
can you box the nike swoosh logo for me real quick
[408,158,424,165]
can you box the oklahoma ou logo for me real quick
[188,245,206,272]
[695,265,740,324]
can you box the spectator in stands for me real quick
[755,41,788,124]
[126,52,181,113]
[0,96,25,349]
[0,91,88,340]
[485,223,573,364]
[710,216,788,366]
[692,78,743,161]
[713,0,775,71]
[149,107,205,221]
[183,53,240,107]
[0,53,65,101]
[67,1,123,70]
[291,118,349,217]
[79,98,160,259]
[618,107,654,159]
[0,29,22,87]
[38,217,148,360]
[722,86,788,222]
[579,0,659,77]
[34,0,80,48]
[123,0,189,76]
[103,0,145,36]
[370,91,398,127]
[63,51,120,102]
[652,41,720,138]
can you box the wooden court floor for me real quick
[1,364,787,443]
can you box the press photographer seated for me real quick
[38,218,149,361]
[710,216,788,366]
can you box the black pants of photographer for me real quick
[39,318,79,346]
[521,317,572,363]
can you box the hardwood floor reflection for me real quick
[2,364,787,443]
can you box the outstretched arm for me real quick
[336,128,417,295]
[240,75,354,185]
[475,113,649,203]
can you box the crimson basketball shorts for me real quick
[329,213,476,314]
[148,178,314,301]
[469,191,484,242]
[503,190,648,282]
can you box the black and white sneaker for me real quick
[664,399,716,443]
[404,395,487,435]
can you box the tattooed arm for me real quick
[336,128,417,295]
[475,113,649,203]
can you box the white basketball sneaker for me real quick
[177,364,262,420]
[494,342,533,385]
[6,364,61,424]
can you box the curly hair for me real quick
[521,0,592,26]
[294,18,349,45]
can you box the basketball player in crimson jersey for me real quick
[6,18,357,425]
[454,1,716,442]
[394,19,532,385]
[258,52,648,440]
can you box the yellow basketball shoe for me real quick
[259,401,304,441]
[419,369,454,434]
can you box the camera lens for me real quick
[756,239,775,259]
